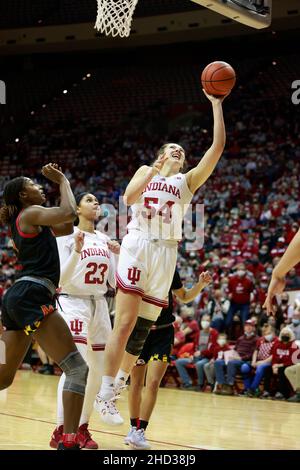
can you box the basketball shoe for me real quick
[129,429,151,450]
[94,394,124,425]
[49,425,63,449]
[124,426,137,445]
[76,423,98,449]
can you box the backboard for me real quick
[192,0,272,29]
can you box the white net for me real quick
[95,0,139,38]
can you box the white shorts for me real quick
[58,295,112,351]
[116,230,178,321]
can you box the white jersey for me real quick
[127,172,193,240]
[57,227,117,297]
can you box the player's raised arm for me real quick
[263,228,300,314]
[20,163,77,235]
[123,155,168,206]
[185,90,229,194]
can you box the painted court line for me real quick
[0,411,206,450]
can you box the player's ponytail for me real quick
[0,176,27,225]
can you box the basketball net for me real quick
[95,0,139,37]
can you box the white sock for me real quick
[114,369,129,392]
[99,375,115,400]
[79,350,104,427]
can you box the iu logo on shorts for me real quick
[70,319,83,335]
[128,267,141,285]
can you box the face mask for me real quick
[255,308,261,314]
[245,331,254,337]
[217,339,226,347]
[281,300,288,305]
[201,320,210,329]
[281,335,290,343]
[264,334,273,342]
[266,268,273,274]
[261,283,268,289]
[292,319,300,326]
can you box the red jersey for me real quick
[271,340,299,366]
[228,275,254,304]
[207,342,231,360]
[198,328,219,357]
[256,337,278,361]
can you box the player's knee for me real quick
[146,377,161,392]
[59,350,89,396]
[131,379,144,393]
[125,317,154,356]
[117,320,135,338]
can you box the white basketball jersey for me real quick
[128,173,193,240]
[57,227,117,296]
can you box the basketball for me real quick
[201,61,236,96]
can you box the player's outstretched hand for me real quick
[199,271,213,288]
[202,89,231,104]
[151,154,168,176]
[74,231,85,253]
[42,163,65,184]
[107,240,120,255]
[263,275,286,315]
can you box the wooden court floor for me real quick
[0,370,299,450]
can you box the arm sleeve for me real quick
[56,235,81,287]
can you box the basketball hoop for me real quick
[95,0,139,38]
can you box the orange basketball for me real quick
[201,61,236,96]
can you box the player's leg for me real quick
[141,360,168,422]
[0,286,36,389]
[130,360,167,450]
[99,232,146,399]
[125,362,147,444]
[76,299,112,446]
[76,346,101,449]
[0,330,32,390]
[114,316,155,394]
[34,311,88,436]
[128,363,147,419]
[51,296,89,448]
[99,290,141,399]
[118,243,176,395]
[130,327,173,450]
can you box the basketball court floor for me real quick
[0,370,299,450]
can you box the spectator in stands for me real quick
[214,319,258,395]
[289,309,300,340]
[264,327,299,400]
[203,333,230,391]
[172,305,199,357]
[225,263,254,330]
[241,324,277,397]
[270,237,287,259]
[175,314,218,390]
[206,289,230,332]
[286,268,300,289]
[275,292,290,330]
